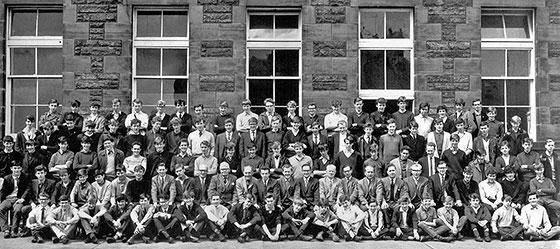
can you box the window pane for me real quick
[360,12,383,39]
[386,12,409,38]
[137,79,161,104]
[11,48,35,75]
[37,48,62,75]
[12,106,37,132]
[507,50,529,77]
[506,107,530,131]
[248,15,273,39]
[481,50,505,76]
[163,79,188,104]
[12,79,36,104]
[249,79,273,106]
[248,50,273,76]
[137,11,161,37]
[505,15,529,39]
[360,50,384,89]
[38,10,62,36]
[481,79,505,106]
[136,49,161,76]
[386,50,410,89]
[275,80,299,106]
[481,15,504,38]
[11,10,36,36]
[275,50,299,76]
[38,79,63,104]
[163,11,188,37]
[275,15,299,39]
[162,49,188,76]
[506,80,529,105]
[494,107,506,123]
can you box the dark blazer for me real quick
[418,156,441,178]
[294,177,320,207]
[430,173,460,206]
[52,180,75,205]
[151,174,176,204]
[473,136,498,165]
[214,131,240,159]
[307,133,328,160]
[431,117,455,134]
[227,203,261,225]
[219,155,241,178]
[264,155,289,178]
[277,176,297,208]
[540,152,560,190]
[328,132,348,158]
[403,176,432,206]
[0,173,31,202]
[30,178,56,204]
[148,112,171,132]
[357,177,378,206]
[376,177,409,206]
[105,111,128,136]
[238,130,267,159]
[257,112,282,134]
[357,134,378,160]
[91,148,125,174]
[402,134,427,161]
[208,174,237,205]
[174,177,194,203]
[192,176,212,205]
[391,207,418,229]
[170,112,194,134]
[256,178,279,205]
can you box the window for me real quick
[359,9,414,101]
[481,9,534,134]
[246,10,301,116]
[133,9,189,112]
[6,8,63,133]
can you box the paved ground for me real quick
[0,237,559,249]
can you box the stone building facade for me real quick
[0,0,559,144]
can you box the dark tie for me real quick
[40,207,46,223]
[390,179,395,202]
[227,133,231,142]
[199,131,203,136]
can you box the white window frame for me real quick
[481,9,535,137]
[246,9,302,115]
[132,8,189,111]
[5,7,63,134]
[358,8,415,100]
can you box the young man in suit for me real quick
[215,118,239,160]
[307,121,328,160]
[151,163,176,206]
[92,137,125,181]
[329,120,349,157]
[192,164,211,206]
[228,193,261,243]
[388,146,415,180]
[453,98,476,135]
[21,165,56,234]
[258,98,282,134]
[402,120,426,161]
[278,165,298,210]
[418,142,440,178]
[473,121,498,166]
[340,165,360,205]
[430,161,461,209]
[294,164,320,210]
[263,142,288,179]
[170,99,194,134]
[376,164,409,224]
[426,118,451,158]
[234,165,258,205]
[389,196,419,241]
[238,117,267,159]
[255,167,278,207]
[152,195,180,243]
[541,139,560,190]
[208,162,237,208]
[175,192,207,243]
[357,123,377,160]
[357,165,378,211]
[0,161,31,238]
[403,163,432,209]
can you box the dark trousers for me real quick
[153,217,180,238]
[0,197,23,232]
[497,226,523,238]
[284,219,312,237]
[389,226,414,239]
[100,216,132,237]
[30,226,53,239]
[206,220,233,236]
[79,218,99,236]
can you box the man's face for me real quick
[283,168,293,177]
[152,121,161,131]
[338,123,347,133]
[260,169,270,180]
[503,199,512,208]
[522,142,532,152]
[342,200,350,209]
[139,198,149,207]
[368,202,379,212]
[43,126,53,136]
[435,122,443,132]
[364,127,373,135]
[266,197,275,207]
[455,123,464,131]
[470,198,480,207]
[3,141,14,150]
[287,105,296,113]
[499,145,510,156]
[343,167,352,178]
[95,174,105,184]
[307,105,317,116]
[387,123,396,133]
[159,198,169,208]
[226,147,235,156]
[505,171,515,180]
[479,125,489,136]
[157,166,167,176]
[219,106,227,115]
[60,200,69,209]
[294,145,304,155]
[387,167,396,178]
[528,195,538,206]
[426,146,435,157]
[184,197,194,207]
[546,142,555,152]
[175,103,185,112]
[242,104,251,112]
[266,102,276,113]
[179,142,189,152]
[247,147,256,157]
[116,170,125,179]
[401,201,410,210]
[211,196,221,206]
[36,170,46,180]
[399,150,409,160]
[293,203,303,212]
[132,145,141,155]
[11,166,22,176]
[25,119,33,127]
[134,170,144,180]
[536,169,545,180]
[243,198,253,208]
[26,144,35,153]
[291,121,301,129]
[409,126,418,135]
[156,104,164,112]
[487,112,496,121]
[60,172,70,182]
[49,103,58,112]
[194,107,203,116]
[112,102,121,111]
[103,140,113,150]
[225,122,233,132]
[397,101,407,110]
[39,197,49,207]
[437,164,447,175]
[473,101,482,112]
[109,124,118,133]
[365,167,374,179]
[420,106,429,116]
[422,199,432,208]
[195,122,204,131]
[175,167,185,177]
[117,200,126,209]
[376,103,386,112]
[249,122,257,131]
[463,172,473,181]
[133,103,142,112]
[220,167,230,176]
[201,144,209,155]
[444,201,453,210]
[451,139,459,149]
[487,174,497,183]
[331,105,340,114]
[131,123,140,133]
[455,104,463,112]
[412,169,421,178]
[511,121,520,130]
[155,142,165,152]
[78,175,88,183]
[354,101,363,111]
[90,106,99,114]
[243,167,253,178]
[271,120,280,130]
[438,109,447,118]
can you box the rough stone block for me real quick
[549,42,560,57]
[442,24,456,41]
[551,107,560,124]
[316,6,346,24]
[75,73,120,89]
[199,74,235,92]
[312,74,347,90]
[313,41,346,57]
[426,74,470,90]
[76,12,117,22]
[538,107,550,124]
[423,0,473,7]
[428,7,466,24]
[72,0,121,4]
[201,40,234,57]
[74,40,122,56]
[550,7,560,24]
[426,41,471,58]
[550,75,560,91]
[203,5,232,23]
[91,56,104,72]
[443,58,454,70]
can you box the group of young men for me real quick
[0,95,559,245]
